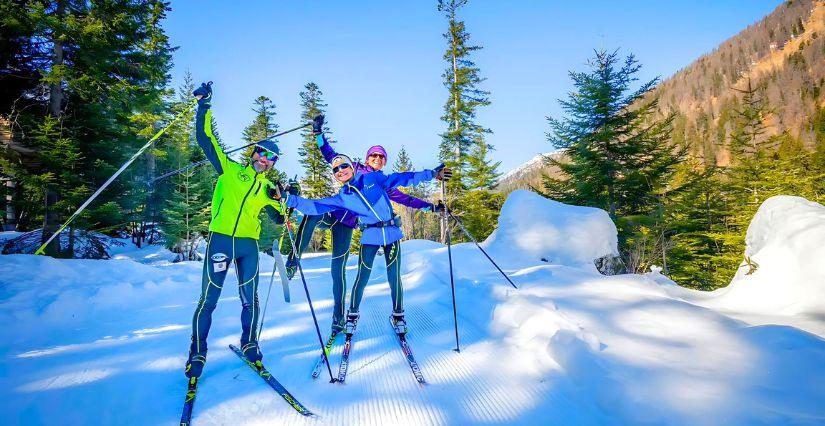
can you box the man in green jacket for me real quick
[184,82,289,379]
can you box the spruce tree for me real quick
[159,73,211,260]
[298,82,333,198]
[543,49,685,268]
[240,95,287,248]
[242,96,279,154]
[0,1,174,257]
[438,0,494,196]
[437,0,501,242]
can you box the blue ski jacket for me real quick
[285,169,436,246]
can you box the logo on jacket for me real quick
[238,171,251,182]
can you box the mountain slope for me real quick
[648,0,825,164]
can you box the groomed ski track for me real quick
[194,248,556,425]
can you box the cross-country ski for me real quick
[229,344,314,417]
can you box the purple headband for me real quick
[366,145,387,158]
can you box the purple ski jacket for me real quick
[316,133,433,228]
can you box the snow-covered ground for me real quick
[1,190,824,425]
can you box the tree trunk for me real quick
[4,180,16,231]
[42,0,66,256]
[41,187,61,256]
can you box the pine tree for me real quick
[240,95,287,248]
[663,161,739,289]
[159,73,211,261]
[298,82,333,198]
[542,49,685,269]
[438,0,493,196]
[242,96,279,154]
[0,1,174,257]
[392,146,424,239]
[437,0,501,242]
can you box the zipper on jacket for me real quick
[214,198,224,220]
[231,170,259,236]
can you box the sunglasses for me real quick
[368,153,385,159]
[254,148,278,162]
[332,163,351,173]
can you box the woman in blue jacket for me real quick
[281,154,450,333]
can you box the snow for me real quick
[1,193,824,425]
[484,190,618,268]
[495,152,554,184]
[665,195,825,337]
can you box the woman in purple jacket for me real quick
[285,114,436,334]
[280,155,450,334]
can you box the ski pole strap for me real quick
[359,215,402,231]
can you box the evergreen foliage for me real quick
[542,49,686,271]
[0,0,174,256]
[298,82,333,199]
[158,74,212,261]
[437,0,500,242]
[240,94,287,249]
[391,146,440,241]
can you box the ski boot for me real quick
[241,342,263,363]
[184,352,207,378]
[344,312,360,334]
[331,317,346,334]
[391,311,408,334]
[285,257,298,280]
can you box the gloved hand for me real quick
[433,200,450,213]
[287,179,302,197]
[266,183,282,200]
[192,81,213,107]
[312,114,325,135]
[434,164,453,181]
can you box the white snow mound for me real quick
[484,189,618,268]
[711,195,825,314]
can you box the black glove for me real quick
[434,164,453,181]
[266,183,281,201]
[193,81,213,106]
[286,180,302,197]
[433,200,449,213]
[312,114,325,135]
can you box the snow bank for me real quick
[709,195,825,315]
[484,190,618,268]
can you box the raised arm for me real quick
[193,83,230,174]
[285,193,348,217]
[381,169,436,189]
[387,188,433,210]
[312,114,339,163]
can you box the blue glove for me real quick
[315,133,325,149]
[193,82,212,107]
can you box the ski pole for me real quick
[150,122,312,185]
[441,180,461,353]
[448,210,518,290]
[257,239,279,338]
[35,100,197,256]
[281,204,337,383]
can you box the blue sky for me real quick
[163,0,780,178]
